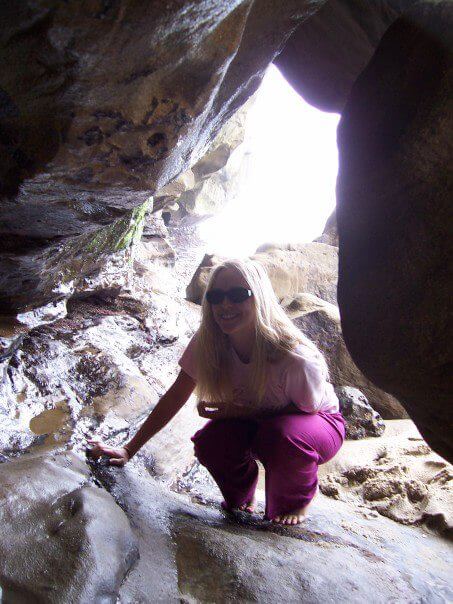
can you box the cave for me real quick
[0,1,452,601]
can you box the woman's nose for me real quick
[219,298,234,310]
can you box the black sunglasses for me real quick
[206,287,253,305]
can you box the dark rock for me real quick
[336,1,453,462]
[335,386,385,439]
[275,0,418,112]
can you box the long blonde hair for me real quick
[195,258,326,403]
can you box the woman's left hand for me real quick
[197,401,256,419]
[197,401,230,419]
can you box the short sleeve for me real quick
[284,351,327,414]
[178,332,198,381]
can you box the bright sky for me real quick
[198,65,340,257]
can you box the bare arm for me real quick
[87,369,196,465]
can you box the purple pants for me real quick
[192,410,346,520]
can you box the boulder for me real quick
[286,293,407,419]
[335,386,385,439]
[93,451,453,603]
[0,452,138,603]
[336,2,453,461]
[187,243,338,305]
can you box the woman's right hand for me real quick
[86,438,130,467]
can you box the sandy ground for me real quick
[256,420,452,537]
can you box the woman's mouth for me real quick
[219,313,240,321]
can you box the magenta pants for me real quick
[191,410,346,520]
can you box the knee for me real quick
[192,423,217,464]
[192,420,231,466]
[254,419,316,462]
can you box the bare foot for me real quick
[221,495,257,514]
[238,495,257,513]
[272,489,318,525]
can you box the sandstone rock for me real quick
[91,452,453,603]
[187,243,338,305]
[154,97,253,225]
[0,452,137,603]
[274,0,418,112]
[287,294,407,419]
[335,386,385,439]
[336,2,453,462]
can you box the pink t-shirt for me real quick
[178,333,339,414]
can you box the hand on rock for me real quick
[86,438,130,467]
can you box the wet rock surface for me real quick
[106,455,452,603]
[0,451,138,604]
[336,1,453,462]
[336,386,385,439]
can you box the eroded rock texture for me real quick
[336,2,453,462]
[0,0,323,313]
[274,0,418,112]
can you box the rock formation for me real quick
[0,0,322,314]
[0,1,452,600]
[335,386,386,439]
[336,2,453,462]
[0,452,138,602]
[155,97,253,225]
[286,293,407,419]
[187,243,338,305]
[274,0,419,112]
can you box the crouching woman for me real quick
[88,259,345,525]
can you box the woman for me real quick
[88,259,345,525]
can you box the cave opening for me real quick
[198,65,340,256]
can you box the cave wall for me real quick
[336,1,453,461]
[0,0,452,462]
[0,0,324,313]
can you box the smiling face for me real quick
[209,267,256,338]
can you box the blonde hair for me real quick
[195,258,326,404]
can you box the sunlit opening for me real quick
[198,65,340,257]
